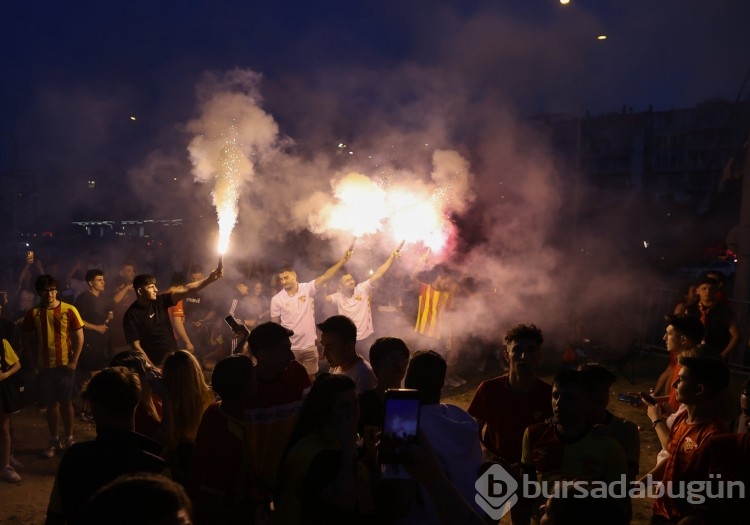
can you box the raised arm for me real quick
[409,248,431,284]
[171,260,223,302]
[112,283,132,305]
[369,245,402,285]
[313,250,353,289]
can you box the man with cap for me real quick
[243,322,311,514]
[685,275,741,360]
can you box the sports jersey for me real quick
[244,360,311,498]
[22,302,84,369]
[1,339,19,368]
[652,411,724,521]
[270,281,318,351]
[328,280,374,340]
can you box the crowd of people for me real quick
[0,246,748,524]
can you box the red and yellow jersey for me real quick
[415,283,451,339]
[1,339,20,368]
[22,302,84,368]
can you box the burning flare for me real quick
[214,133,242,254]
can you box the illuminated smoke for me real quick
[186,69,279,254]
[309,172,388,237]
[386,183,450,252]
[305,149,473,256]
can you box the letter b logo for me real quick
[475,463,519,520]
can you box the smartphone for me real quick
[379,389,421,465]
[26,250,34,263]
[617,393,643,406]
[224,315,250,337]
[640,391,657,405]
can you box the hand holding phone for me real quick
[616,393,643,406]
[640,391,657,405]
[379,389,421,466]
[224,315,250,337]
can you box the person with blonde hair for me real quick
[161,350,215,486]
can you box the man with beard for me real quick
[325,245,401,361]
[270,250,351,383]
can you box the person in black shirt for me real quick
[123,261,223,369]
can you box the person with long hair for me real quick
[160,350,215,486]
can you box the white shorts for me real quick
[293,346,319,375]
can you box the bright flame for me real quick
[386,186,450,253]
[214,131,242,254]
[323,173,387,236]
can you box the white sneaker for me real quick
[1,465,21,483]
[63,437,75,449]
[9,455,23,470]
[41,439,62,458]
[444,376,462,388]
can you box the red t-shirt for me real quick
[680,433,750,520]
[467,375,552,463]
[252,360,311,409]
[189,402,248,505]
[652,411,724,521]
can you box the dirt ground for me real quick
[1,404,96,523]
[1,351,744,524]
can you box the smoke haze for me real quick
[7,1,744,358]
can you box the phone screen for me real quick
[379,389,420,465]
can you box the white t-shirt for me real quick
[328,280,374,341]
[270,281,318,351]
[330,357,378,395]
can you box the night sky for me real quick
[2,0,749,346]
[2,0,749,225]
